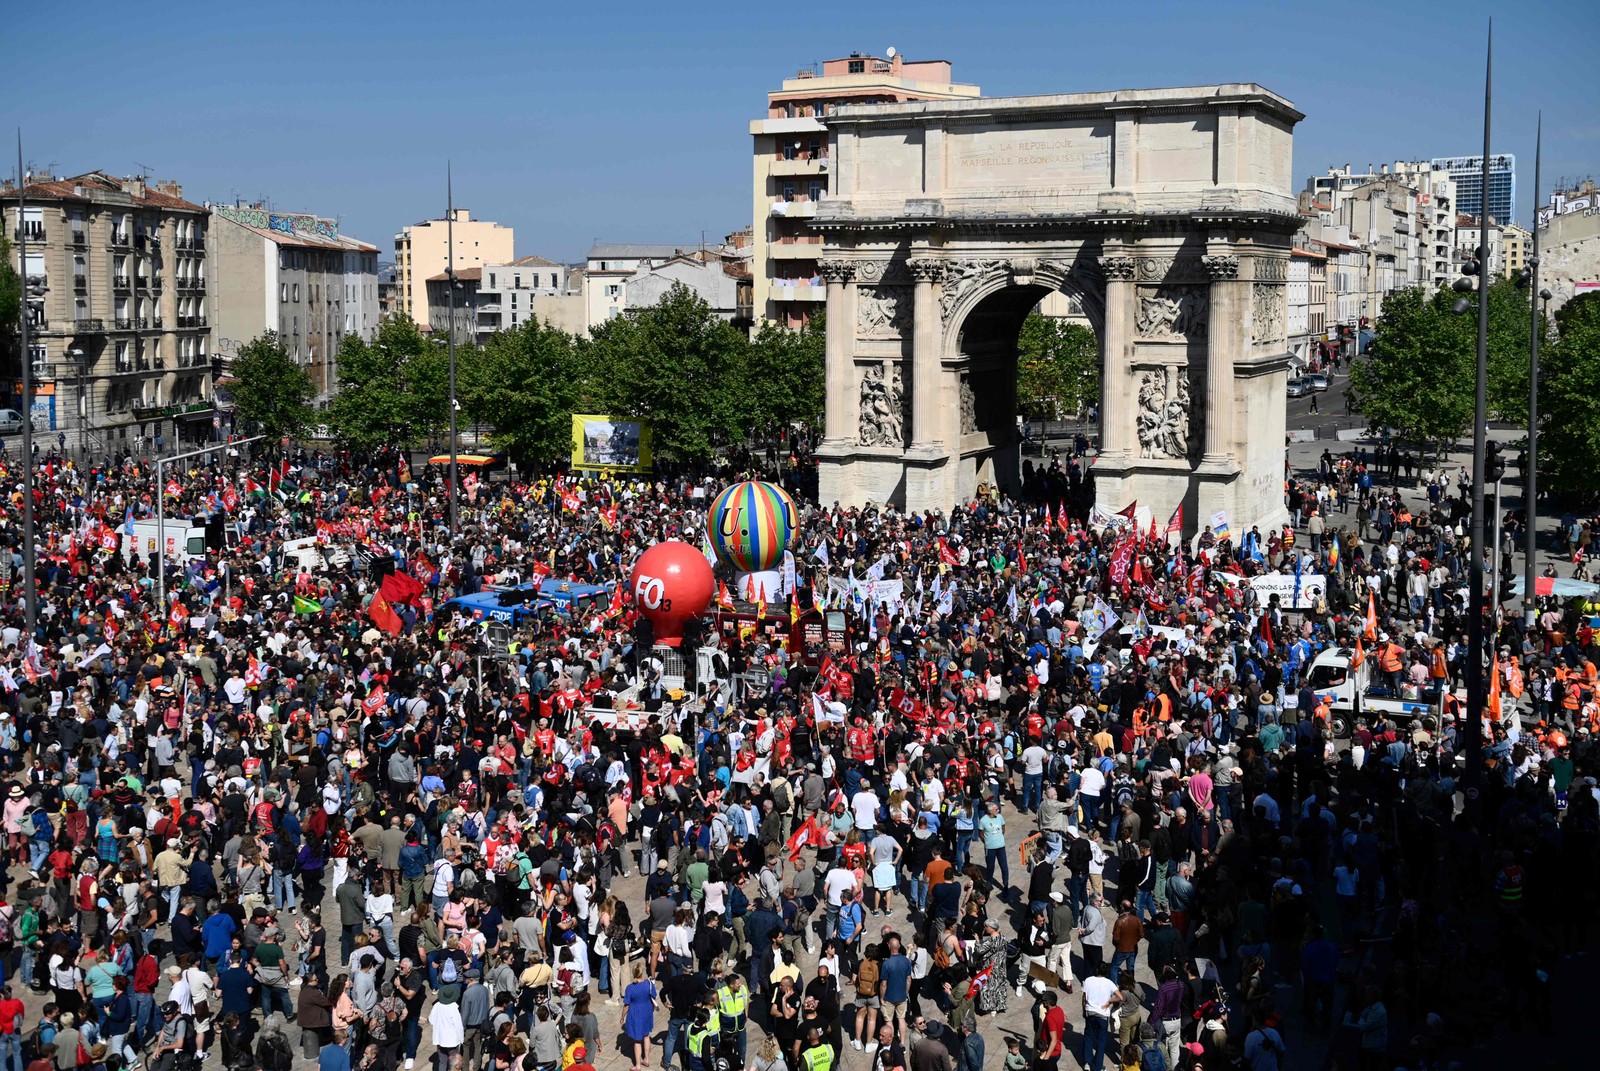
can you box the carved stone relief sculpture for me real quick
[1135,368,1192,460]
[1251,283,1286,345]
[939,259,1005,322]
[959,378,978,435]
[857,286,911,338]
[1135,286,1208,340]
[858,361,904,447]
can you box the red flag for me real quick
[1117,500,1138,520]
[1057,507,1071,534]
[380,569,425,608]
[887,687,922,722]
[785,815,829,863]
[367,590,403,636]
[164,480,182,497]
[1258,612,1274,651]
[362,685,387,716]
[221,486,240,512]
[244,655,262,687]
[965,963,994,1000]
[717,580,735,612]
[168,601,189,633]
[1015,542,1028,575]
[938,539,960,567]
[1147,515,1159,546]
[1108,535,1136,591]
[1165,504,1184,536]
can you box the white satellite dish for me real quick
[885,46,896,59]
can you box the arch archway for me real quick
[811,82,1303,536]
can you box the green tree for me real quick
[741,312,825,438]
[0,235,20,371]
[1350,280,1540,447]
[1015,312,1100,420]
[1539,292,1600,494]
[326,317,454,451]
[459,318,588,467]
[587,283,747,464]
[227,331,314,441]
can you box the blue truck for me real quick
[442,579,614,625]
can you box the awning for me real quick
[1508,576,1600,598]
[428,453,503,468]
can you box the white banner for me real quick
[829,576,905,615]
[1215,571,1327,609]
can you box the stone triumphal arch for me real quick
[812,84,1303,535]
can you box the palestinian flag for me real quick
[244,475,263,497]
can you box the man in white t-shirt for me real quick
[822,864,859,940]
[1079,763,1107,829]
[1020,743,1049,813]
[1080,969,1123,1071]
[851,780,879,832]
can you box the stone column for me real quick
[906,257,945,450]
[1200,253,1241,469]
[819,259,856,446]
[1098,255,1136,463]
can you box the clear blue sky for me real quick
[11,0,1597,263]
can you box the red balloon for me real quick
[629,541,714,647]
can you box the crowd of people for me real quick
[0,436,1590,1071]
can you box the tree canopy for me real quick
[458,318,589,467]
[325,317,451,452]
[1016,312,1100,421]
[1538,291,1600,495]
[1350,278,1541,447]
[227,332,315,442]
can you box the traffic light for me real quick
[1485,441,1506,482]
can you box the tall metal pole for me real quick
[1524,114,1543,630]
[15,134,37,642]
[446,163,459,535]
[1465,23,1492,799]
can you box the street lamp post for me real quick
[13,135,37,642]
[1522,115,1544,630]
[1464,25,1494,802]
[445,163,459,535]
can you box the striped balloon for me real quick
[707,481,797,572]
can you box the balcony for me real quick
[73,274,87,291]
[68,230,86,247]
[192,237,205,251]
[115,359,133,374]
[113,275,131,291]
[768,281,825,302]
[177,315,208,329]
[770,241,824,261]
[113,318,134,330]
[110,232,132,249]
[770,157,829,177]
[74,318,104,334]
[151,275,164,291]
[14,226,44,243]
[154,317,163,329]
[136,317,150,329]
[135,276,150,290]
[770,200,817,218]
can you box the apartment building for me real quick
[1536,179,1600,313]
[750,53,980,327]
[1305,163,1456,292]
[1287,244,1328,368]
[1430,154,1515,226]
[209,204,378,404]
[393,209,513,327]
[477,256,580,336]
[1500,222,1530,279]
[2,171,213,449]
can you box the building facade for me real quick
[1430,154,1515,225]
[393,209,513,327]
[2,171,213,450]
[1500,222,1530,279]
[1536,181,1600,314]
[750,53,980,328]
[209,204,379,404]
[476,256,578,336]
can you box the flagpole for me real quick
[446,163,459,535]
[15,133,38,642]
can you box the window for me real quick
[279,250,287,269]
[489,274,496,288]
[848,60,864,74]
[809,181,824,201]
[293,284,300,301]
[606,284,620,297]
[783,182,796,202]
[281,283,288,302]
[783,142,796,161]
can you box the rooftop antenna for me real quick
[135,161,153,178]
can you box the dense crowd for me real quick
[0,437,1590,1071]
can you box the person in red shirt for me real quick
[0,984,25,1056]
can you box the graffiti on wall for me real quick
[216,205,338,240]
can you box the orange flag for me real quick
[1363,590,1378,642]
[1350,638,1366,670]
[1487,653,1502,722]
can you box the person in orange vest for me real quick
[1377,635,1404,695]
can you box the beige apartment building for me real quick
[750,52,979,328]
[3,171,214,450]
[393,208,513,327]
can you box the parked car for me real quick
[1286,377,1313,398]
[0,409,38,434]
[1305,373,1331,392]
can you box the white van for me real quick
[0,409,37,435]
[282,536,350,572]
